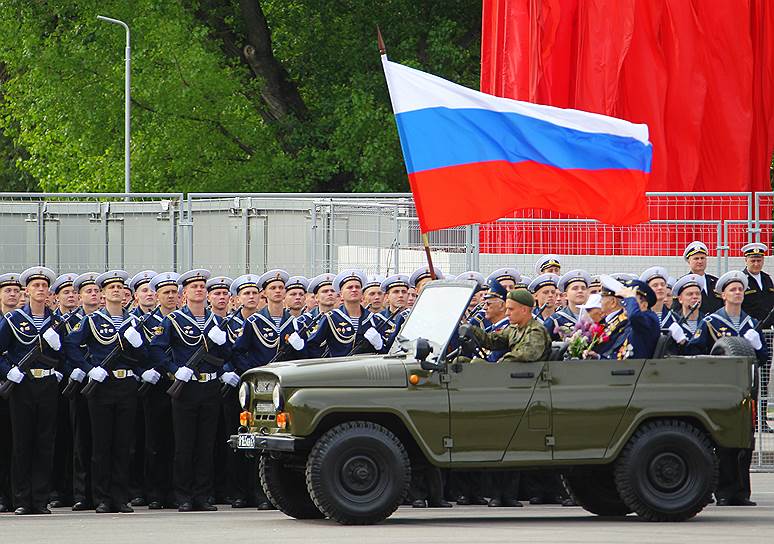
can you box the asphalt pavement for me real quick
[2,473,773,544]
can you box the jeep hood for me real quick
[244,354,409,388]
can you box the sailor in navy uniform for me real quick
[133,272,179,510]
[47,272,81,509]
[639,266,672,327]
[292,270,387,358]
[63,270,148,514]
[543,270,591,341]
[147,269,231,512]
[67,271,101,512]
[232,269,296,368]
[684,241,723,314]
[534,255,561,276]
[285,276,310,318]
[410,266,444,296]
[663,274,705,341]
[588,275,602,295]
[528,273,560,324]
[685,270,766,506]
[0,272,23,513]
[293,273,337,359]
[130,270,158,318]
[0,267,63,515]
[380,274,412,351]
[363,274,386,314]
[486,268,521,292]
[739,242,774,322]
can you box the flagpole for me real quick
[378,27,437,281]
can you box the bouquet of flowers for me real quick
[559,319,610,359]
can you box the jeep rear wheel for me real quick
[305,421,411,525]
[614,420,717,521]
[562,466,631,516]
[260,454,325,519]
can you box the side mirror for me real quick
[414,338,432,362]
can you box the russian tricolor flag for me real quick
[382,56,653,233]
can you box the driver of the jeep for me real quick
[457,289,551,364]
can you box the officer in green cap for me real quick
[459,289,551,363]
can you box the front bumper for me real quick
[228,432,297,452]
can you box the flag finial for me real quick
[377,26,386,55]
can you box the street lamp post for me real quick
[97,15,131,196]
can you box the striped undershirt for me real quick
[110,315,124,328]
[271,315,282,328]
[729,313,742,331]
[31,315,46,331]
[194,315,207,330]
[351,320,360,336]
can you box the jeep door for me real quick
[547,359,645,460]
[447,360,546,462]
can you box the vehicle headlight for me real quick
[238,382,250,410]
[272,383,284,411]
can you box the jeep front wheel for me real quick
[562,466,631,516]
[614,420,717,521]
[259,454,325,520]
[305,421,411,525]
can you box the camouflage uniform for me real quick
[470,318,551,363]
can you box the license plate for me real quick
[237,434,256,449]
[253,402,274,413]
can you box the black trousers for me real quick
[50,383,73,504]
[0,398,12,507]
[87,377,137,506]
[485,470,521,501]
[142,380,174,504]
[129,399,145,501]
[8,376,58,509]
[69,392,92,505]
[171,380,219,505]
[221,389,260,503]
[716,447,753,501]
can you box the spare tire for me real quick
[710,336,756,357]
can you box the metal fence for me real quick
[1,191,770,277]
[0,190,773,470]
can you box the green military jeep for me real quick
[231,280,754,525]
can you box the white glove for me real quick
[743,329,763,350]
[288,331,304,351]
[70,368,87,383]
[292,316,303,332]
[54,370,63,383]
[364,327,384,350]
[220,371,239,387]
[7,366,24,383]
[175,366,194,382]
[207,326,227,346]
[141,368,161,384]
[42,327,61,351]
[87,367,108,383]
[123,326,143,348]
[668,322,687,344]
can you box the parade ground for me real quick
[2,473,773,544]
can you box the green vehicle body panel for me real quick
[239,281,754,469]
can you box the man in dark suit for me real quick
[740,242,774,434]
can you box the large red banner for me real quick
[479,0,774,256]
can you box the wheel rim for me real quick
[340,455,381,495]
[647,452,688,493]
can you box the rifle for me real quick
[676,301,701,327]
[167,309,241,401]
[266,310,326,366]
[0,311,72,400]
[755,306,774,332]
[80,312,155,399]
[347,305,405,356]
[463,300,485,321]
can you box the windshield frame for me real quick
[389,279,476,360]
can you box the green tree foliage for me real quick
[0,0,480,193]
